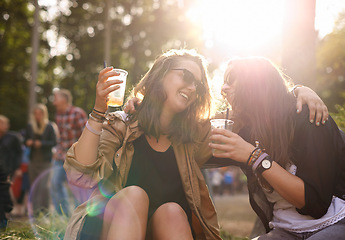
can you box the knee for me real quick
[154,202,188,222]
[116,186,149,204]
[104,186,149,216]
[150,203,192,239]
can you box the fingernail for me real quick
[322,120,326,124]
[310,119,314,124]
[316,122,320,126]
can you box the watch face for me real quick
[262,159,271,169]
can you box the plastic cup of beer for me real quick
[107,69,128,108]
[210,119,234,154]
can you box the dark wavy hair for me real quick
[225,57,296,168]
[129,49,212,144]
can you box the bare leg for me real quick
[148,202,193,240]
[100,186,149,240]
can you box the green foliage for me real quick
[52,0,204,112]
[331,104,345,131]
[316,11,345,112]
[0,0,33,129]
[0,0,204,130]
[221,230,249,240]
[0,211,69,240]
[0,215,248,240]
[2,0,345,131]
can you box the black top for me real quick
[0,131,22,178]
[24,122,57,162]
[125,134,191,222]
[291,105,345,218]
[79,135,193,240]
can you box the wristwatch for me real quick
[255,155,273,175]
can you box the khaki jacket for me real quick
[63,112,221,240]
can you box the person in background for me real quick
[210,169,223,196]
[209,56,345,239]
[24,104,57,215]
[52,89,87,216]
[0,115,22,228]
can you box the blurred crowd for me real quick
[207,167,247,197]
[0,88,89,229]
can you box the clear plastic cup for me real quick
[210,119,234,154]
[107,69,128,107]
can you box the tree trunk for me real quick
[104,0,112,65]
[29,0,39,120]
[282,0,317,88]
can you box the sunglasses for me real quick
[171,68,206,94]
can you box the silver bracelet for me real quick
[85,121,102,136]
[291,85,303,98]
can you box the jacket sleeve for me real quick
[293,106,344,218]
[194,120,213,168]
[64,115,126,189]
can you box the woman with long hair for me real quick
[209,57,345,239]
[64,49,221,240]
[24,103,57,214]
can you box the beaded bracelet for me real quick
[246,147,262,166]
[85,121,102,136]
[249,148,262,167]
[246,147,258,165]
[91,109,106,118]
[89,113,105,123]
[93,108,106,114]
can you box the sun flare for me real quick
[187,0,284,55]
[187,0,285,104]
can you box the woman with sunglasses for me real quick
[209,57,345,239]
[63,49,221,240]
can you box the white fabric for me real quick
[263,162,345,233]
[211,170,223,186]
[114,111,128,121]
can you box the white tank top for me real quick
[263,162,345,233]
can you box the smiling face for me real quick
[162,59,203,115]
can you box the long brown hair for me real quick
[129,49,212,144]
[225,57,296,167]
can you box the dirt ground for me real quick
[213,193,257,238]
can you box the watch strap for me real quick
[255,155,273,175]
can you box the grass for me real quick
[1,211,69,240]
[1,217,249,240]
[1,194,253,239]
[1,226,249,240]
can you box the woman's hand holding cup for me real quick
[209,125,255,163]
[94,67,123,113]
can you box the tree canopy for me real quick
[316,11,345,112]
[1,0,345,130]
